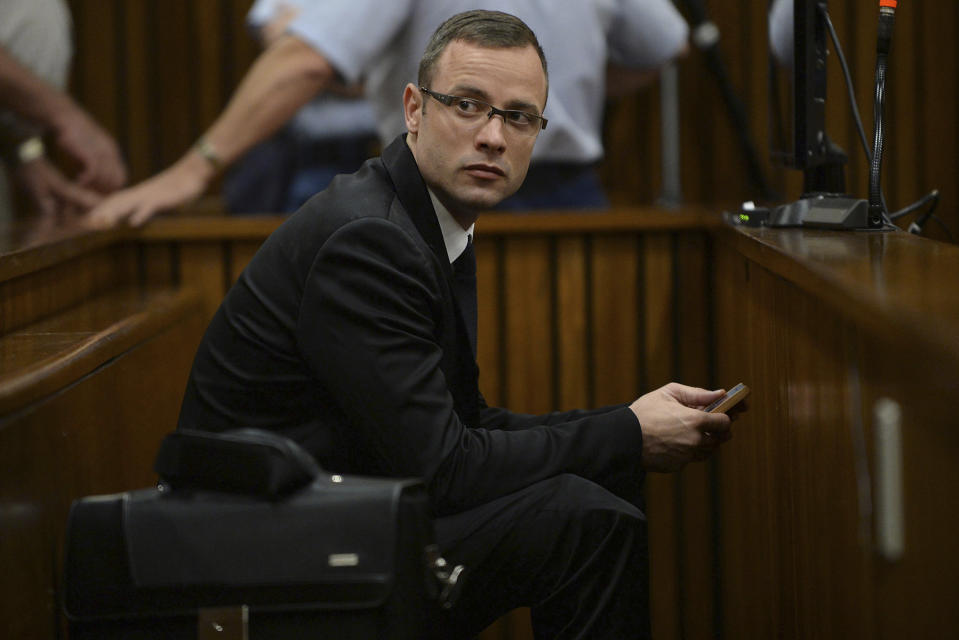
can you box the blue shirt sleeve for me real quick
[607,0,690,68]
[285,0,415,84]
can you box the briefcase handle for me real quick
[154,428,321,499]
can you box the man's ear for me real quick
[403,83,422,135]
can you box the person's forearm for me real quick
[0,47,76,132]
[193,35,334,175]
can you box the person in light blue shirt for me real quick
[224,0,379,213]
[286,0,688,208]
[89,0,689,226]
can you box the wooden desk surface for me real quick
[720,225,959,367]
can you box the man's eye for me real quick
[455,100,482,114]
[506,111,532,126]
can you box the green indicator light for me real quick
[739,213,750,222]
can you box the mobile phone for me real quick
[705,383,750,414]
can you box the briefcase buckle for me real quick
[425,544,465,610]
[198,605,249,640]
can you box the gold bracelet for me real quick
[193,135,222,170]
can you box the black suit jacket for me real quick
[178,136,643,515]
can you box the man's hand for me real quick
[0,45,126,193]
[630,383,736,472]
[85,151,212,228]
[50,104,127,192]
[14,157,102,219]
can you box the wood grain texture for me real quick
[713,225,959,638]
[639,233,681,640]
[0,287,203,414]
[502,236,553,414]
[178,241,229,322]
[555,236,589,410]
[475,235,503,407]
[0,292,205,639]
[227,240,262,283]
[0,244,136,335]
[675,233,716,640]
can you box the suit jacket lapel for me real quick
[381,135,451,275]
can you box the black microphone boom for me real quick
[679,0,778,202]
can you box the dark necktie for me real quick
[451,236,477,355]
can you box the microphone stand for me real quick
[867,0,897,228]
[679,0,778,202]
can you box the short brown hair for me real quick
[417,10,548,95]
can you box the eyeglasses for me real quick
[419,87,547,137]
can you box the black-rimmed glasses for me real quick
[419,87,547,137]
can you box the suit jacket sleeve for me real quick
[477,393,628,432]
[297,216,644,515]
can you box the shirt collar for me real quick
[428,189,474,264]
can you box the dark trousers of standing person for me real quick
[434,471,650,639]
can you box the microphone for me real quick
[868,0,898,228]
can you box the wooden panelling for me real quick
[862,338,959,639]
[714,251,875,637]
[639,233,681,640]
[0,291,205,639]
[713,225,959,638]
[120,0,153,182]
[0,243,136,334]
[675,233,717,640]
[475,236,503,407]
[179,242,229,323]
[228,240,262,283]
[554,237,589,409]
[502,236,553,414]
[0,287,202,414]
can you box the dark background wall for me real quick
[64,0,958,233]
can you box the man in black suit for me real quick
[178,10,735,638]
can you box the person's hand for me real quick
[630,383,736,472]
[85,153,211,228]
[50,103,127,192]
[14,157,102,219]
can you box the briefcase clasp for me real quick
[198,605,249,640]
[425,544,465,610]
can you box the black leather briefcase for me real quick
[63,429,461,639]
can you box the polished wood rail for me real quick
[1,209,957,639]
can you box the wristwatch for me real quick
[0,135,45,166]
[14,136,45,164]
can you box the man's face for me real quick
[404,40,547,222]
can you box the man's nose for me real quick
[475,113,507,153]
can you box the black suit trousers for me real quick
[434,473,650,639]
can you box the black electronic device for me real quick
[769,0,831,174]
[705,383,751,414]
[764,0,878,230]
